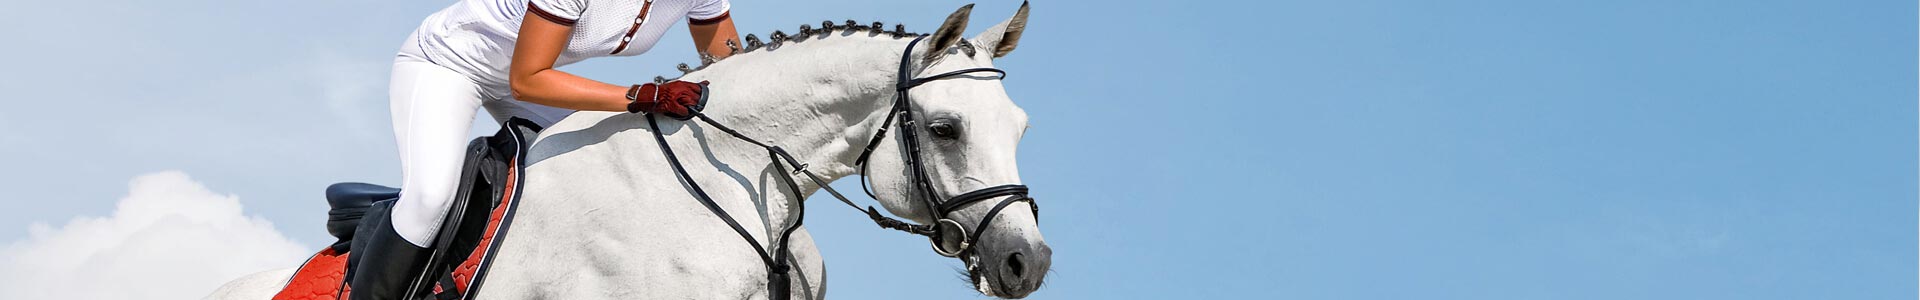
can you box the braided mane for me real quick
[657,20,927,83]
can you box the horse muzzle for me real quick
[970,227,1050,299]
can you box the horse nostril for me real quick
[1006,252,1025,278]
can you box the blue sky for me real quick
[0,0,1913,299]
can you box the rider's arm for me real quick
[508,9,631,112]
[688,12,741,60]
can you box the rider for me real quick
[354,0,740,298]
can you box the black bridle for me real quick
[853,35,1035,257]
[644,35,1035,300]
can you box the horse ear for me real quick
[924,3,975,61]
[972,1,1029,58]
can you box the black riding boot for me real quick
[348,201,431,300]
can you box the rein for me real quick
[643,35,1036,300]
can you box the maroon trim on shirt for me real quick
[688,11,730,26]
[609,0,656,54]
[527,2,577,26]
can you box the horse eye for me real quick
[929,120,959,139]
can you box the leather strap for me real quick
[648,113,804,300]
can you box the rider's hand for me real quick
[627,80,710,120]
[658,80,707,119]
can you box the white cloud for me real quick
[0,171,309,300]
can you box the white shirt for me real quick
[404,0,730,97]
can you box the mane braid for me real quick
[670,19,925,78]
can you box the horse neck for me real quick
[677,35,913,212]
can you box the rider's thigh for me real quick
[387,60,488,247]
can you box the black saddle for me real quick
[323,182,399,247]
[327,182,400,209]
[321,117,542,298]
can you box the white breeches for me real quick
[388,52,571,247]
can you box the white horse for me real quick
[211,3,1045,299]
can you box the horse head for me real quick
[859,3,1048,298]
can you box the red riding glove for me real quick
[626,80,709,119]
